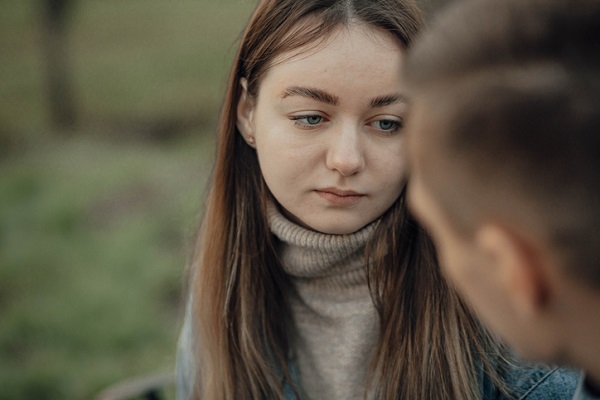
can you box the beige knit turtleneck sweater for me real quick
[268,204,380,400]
[175,207,380,400]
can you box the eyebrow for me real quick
[281,85,406,108]
[282,86,339,105]
[370,94,406,108]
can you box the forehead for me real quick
[258,24,404,95]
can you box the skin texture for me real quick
[237,24,407,234]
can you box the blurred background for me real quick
[0,0,451,399]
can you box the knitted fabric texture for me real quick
[268,203,380,400]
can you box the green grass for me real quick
[0,0,254,398]
[0,133,215,399]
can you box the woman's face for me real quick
[238,24,407,234]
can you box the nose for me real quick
[325,123,365,177]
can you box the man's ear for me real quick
[236,78,256,148]
[475,223,550,318]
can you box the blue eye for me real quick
[371,119,402,133]
[298,115,322,125]
[378,120,396,130]
[290,115,325,129]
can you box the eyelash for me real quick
[290,115,326,130]
[289,115,403,134]
[368,119,403,134]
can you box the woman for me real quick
[177,0,577,399]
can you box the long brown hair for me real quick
[191,0,509,399]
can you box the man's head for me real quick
[403,0,600,364]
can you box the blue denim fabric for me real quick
[480,362,578,400]
[280,360,578,400]
[283,362,300,400]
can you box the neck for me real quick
[560,279,600,385]
[267,201,377,288]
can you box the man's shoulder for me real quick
[503,363,579,400]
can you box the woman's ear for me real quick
[476,223,550,318]
[236,78,256,148]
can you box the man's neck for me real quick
[560,279,600,391]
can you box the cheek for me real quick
[256,147,289,192]
[253,121,290,179]
[255,142,316,205]
[372,142,407,190]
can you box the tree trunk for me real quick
[41,0,77,131]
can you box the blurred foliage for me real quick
[0,133,215,399]
[0,0,451,399]
[0,0,256,145]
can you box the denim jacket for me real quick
[286,361,578,400]
[479,362,578,400]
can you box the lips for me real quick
[315,187,365,206]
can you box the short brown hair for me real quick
[404,0,600,286]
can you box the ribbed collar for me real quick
[267,202,378,289]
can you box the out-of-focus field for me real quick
[0,1,254,399]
